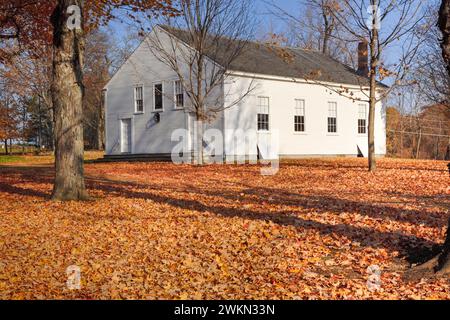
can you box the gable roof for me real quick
[160,25,388,88]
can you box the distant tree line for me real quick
[386,105,450,160]
[0,28,138,155]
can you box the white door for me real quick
[121,119,132,153]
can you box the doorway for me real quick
[121,118,132,154]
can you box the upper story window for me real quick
[257,97,270,131]
[154,83,163,111]
[294,99,305,132]
[174,80,184,109]
[358,104,367,134]
[328,102,337,133]
[134,86,144,113]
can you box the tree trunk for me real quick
[97,91,105,151]
[97,117,105,151]
[437,218,450,274]
[49,105,55,152]
[435,0,450,274]
[50,0,89,201]
[368,27,379,172]
[194,119,204,165]
[321,10,330,55]
[413,0,450,275]
[4,139,8,155]
[439,0,450,76]
[37,96,42,154]
[195,50,205,166]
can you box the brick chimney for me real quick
[357,41,369,76]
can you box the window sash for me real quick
[328,117,337,133]
[258,98,269,113]
[174,80,184,108]
[154,84,163,110]
[257,97,270,131]
[328,102,337,117]
[294,99,305,132]
[258,114,269,131]
[358,104,367,119]
[295,115,305,132]
[295,99,305,116]
[358,104,367,134]
[135,86,143,113]
[176,93,184,109]
[327,102,337,133]
[358,119,367,134]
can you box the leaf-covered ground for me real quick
[0,155,449,299]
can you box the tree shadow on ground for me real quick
[188,179,449,229]
[87,176,445,264]
[0,164,447,265]
[281,161,449,173]
[0,181,49,198]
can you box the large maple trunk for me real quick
[414,0,450,275]
[441,0,450,76]
[437,0,450,273]
[437,219,450,273]
[50,0,88,201]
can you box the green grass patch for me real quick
[0,156,26,163]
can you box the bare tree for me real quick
[264,1,425,171]
[84,29,113,151]
[0,41,55,152]
[0,82,20,154]
[144,0,256,165]
[265,0,355,64]
[413,1,450,106]
[309,0,426,171]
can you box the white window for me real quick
[257,97,270,131]
[294,99,305,132]
[154,83,163,111]
[134,86,144,113]
[328,102,337,133]
[174,80,184,109]
[358,104,367,134]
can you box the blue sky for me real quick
[110,0,297,35]
[254,0,297,25]
[109,0,424,86]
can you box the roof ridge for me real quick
[157,25,388,88]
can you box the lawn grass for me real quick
[0,156,26,163]
[0,151,104,165]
